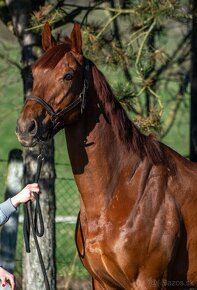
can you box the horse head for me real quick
[16,22,88,147]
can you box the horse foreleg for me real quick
[92,278,123,290]
[92,279,104,290]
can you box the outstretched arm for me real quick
[0,183,40,226]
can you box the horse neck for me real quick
[64,89,128,213]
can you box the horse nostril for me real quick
[28,119,38,136]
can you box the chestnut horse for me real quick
[16,22,197,290]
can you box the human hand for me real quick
[11,183,40,207]
[0,267,15,290]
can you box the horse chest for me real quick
[84,234,131,287]
[76,193,181,289]
[76,220,135,288]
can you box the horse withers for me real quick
[16,22,197,290]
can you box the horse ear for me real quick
[42,22,56,51]
[70,22,82,54]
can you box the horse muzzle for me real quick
[16,117,46,147]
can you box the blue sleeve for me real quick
[0,198,16,225]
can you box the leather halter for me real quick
[25,59,90,131]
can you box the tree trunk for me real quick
[190,0,197,161]
[5,1,56,289]
[23,141,56,290]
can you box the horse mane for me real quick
[91,62,167,165]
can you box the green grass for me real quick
[56,223,89,279]
[0,43,23,158]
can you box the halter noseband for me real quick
[25,59,90,130]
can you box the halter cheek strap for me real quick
[25,59,90,130]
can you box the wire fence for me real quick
[0,159,91,290]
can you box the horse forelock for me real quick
[91,63,167,165]
[33,42,71,70]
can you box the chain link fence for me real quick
[54,169,91,288]
[0,158,91,290]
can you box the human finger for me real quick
[30,191,36,201]
[30,183,39,187]
[1,276,6,287]
[9,274,15,290]
[29,184,40,193]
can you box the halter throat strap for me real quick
[25,59,90,126]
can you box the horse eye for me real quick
[63,73,73,81]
